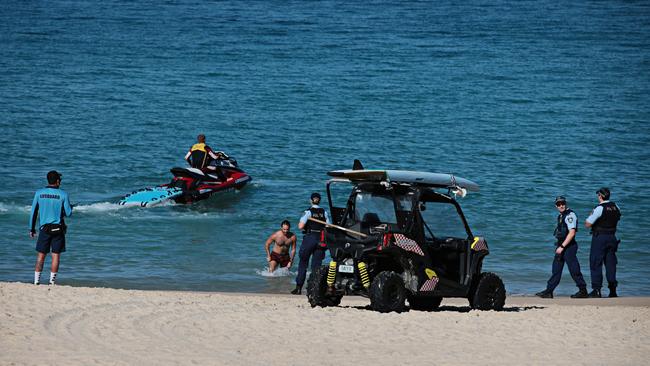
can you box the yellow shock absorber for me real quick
[327,261,337,286]
[358,262,370,289]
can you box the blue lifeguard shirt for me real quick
[30,186,72,231]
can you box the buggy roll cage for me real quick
[325,178,474,239]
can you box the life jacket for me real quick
[189,143,212,170]
[592,201,621,234]
[554,208,577,242]
[304,207,326,233]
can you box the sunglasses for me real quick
[555,202,566,207]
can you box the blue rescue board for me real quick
[118,187,184,207]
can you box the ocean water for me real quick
[1,0,649,296]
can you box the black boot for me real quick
[535,289,553,299]
[588,289,601,298]
[608,285,618,298]
[571,287,588,299]
[290,285,302,295]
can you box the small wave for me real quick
[257,267,294,277]
[0,202,31,214]
[73,202,127,213]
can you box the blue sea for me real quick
[1,0,649,296]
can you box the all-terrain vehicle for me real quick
[306,164,506,312]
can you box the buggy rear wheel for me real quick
[470,272,506,311]
[306,266,342,308]
[369,271,406,313]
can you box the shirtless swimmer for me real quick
[264,220,297,272]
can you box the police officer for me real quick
[291,192,331,295]
[536,196,588,298]
[585,187,622,298]
[29,171,73,285]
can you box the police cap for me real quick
[554,196,566,204]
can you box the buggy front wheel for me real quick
[306,266,342,308]
[369,271,406,313]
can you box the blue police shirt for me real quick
[564,211,578,230]
[30,186,72,231]
[299,204,331,225]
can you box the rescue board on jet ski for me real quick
[327,169,480,192]
[118,187,184,207]
[118,157,252,206]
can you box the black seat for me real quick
[170,179,188,190]
[360,212,381,232]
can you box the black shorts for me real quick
[36,229,66,254]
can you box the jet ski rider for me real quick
[184,134,227,181]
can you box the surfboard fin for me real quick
[352,159,364,170]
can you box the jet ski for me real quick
[119,157,252,207]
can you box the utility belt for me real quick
[41,223,67,236]
[303,230,327,248]
[592,229,616,236]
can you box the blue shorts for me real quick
[36,229,66,254]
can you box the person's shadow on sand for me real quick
[342,305,545,313]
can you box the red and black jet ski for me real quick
[119,157,252,207]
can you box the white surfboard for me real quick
[327,169,479,192]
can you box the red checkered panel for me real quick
[419,277,439,292]
[472,237,488,252]
[393,234,425,256]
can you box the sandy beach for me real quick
[1,282,648,366]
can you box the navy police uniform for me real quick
[293,193,331,293]
[537,196,588,299]
[546,207,587,293]
[586,190,621,297]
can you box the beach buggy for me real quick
[306,164,506,312]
